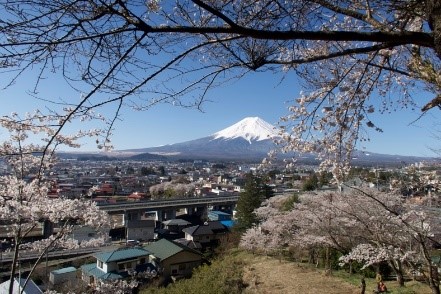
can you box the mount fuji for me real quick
[125,117,280,160]
[121,116,433,164]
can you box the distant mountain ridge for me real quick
[122,117,434,164]
[59,117,435,165]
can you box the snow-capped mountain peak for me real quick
[212,117,279,143]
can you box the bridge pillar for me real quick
[164,209,176,220]
[123,211,142,225]
[196,206,208,221]
[155,210,164,222]
[184,207,195,215]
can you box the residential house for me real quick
[182,221,229,248]
[80,247,154,285]
[126,220,156,241]
[144,239,203,280]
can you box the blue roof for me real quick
[94,247,150,263]
[209,211,231,216]
[220,220,235,227]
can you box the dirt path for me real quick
[243,255,360,294]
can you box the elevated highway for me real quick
[97,195,240,214]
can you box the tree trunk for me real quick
[387,259,405,287]
[360,277,366,294]
[395,260,405,287]
[9,232,21,294]
[325,246,330,269]
[396,271,405,287]
[427,0,441,60]
[431,285,441,294]
[429,265,441,294]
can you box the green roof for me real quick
[81,263,123,280]
[94,247,150,263]
[144,239,201,260]
[51,266,77,275]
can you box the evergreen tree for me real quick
[235,174,267,232]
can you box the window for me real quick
[118,263,125,271]
[97,260,103,269]
[140,258,146,264]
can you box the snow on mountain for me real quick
[212,117,279,143]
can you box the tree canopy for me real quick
[1,0,440,175]
[235,173,268,231]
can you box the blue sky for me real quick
[0,63,440,157]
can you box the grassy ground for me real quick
[142,250,433,294]
[239,251,433,294]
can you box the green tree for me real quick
[281,193,301,211]
[235,174,266,232]
[267,169,280,180]
[302,173,319,191]
[140,166,155,176]
[263,183,275,200]
[158,166,166,176]
[126,166,135,175]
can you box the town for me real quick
[1,155,440,293]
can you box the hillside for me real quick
[143,251,432,294]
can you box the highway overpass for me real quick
[97,195,240,213]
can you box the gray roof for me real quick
[0,278,43,294]
[173,238,203,250]
[183,221,228,236]
[162,219,191,226]
[94,247,150,263]
[144,239,202,260]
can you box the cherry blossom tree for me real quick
[241,188,441,293]
[149,181,195,199]
[0,1,440,172]
[0,113,110,294]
